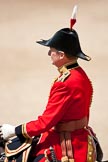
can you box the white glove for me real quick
[0,124,15,140]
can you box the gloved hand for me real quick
[0,124,15,140]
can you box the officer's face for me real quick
[48,48,64,67]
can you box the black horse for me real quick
[0,137,108,162]
[0,136,44,162]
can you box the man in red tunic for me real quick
[0,27,100,162]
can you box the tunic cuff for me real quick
[15,124,32,139]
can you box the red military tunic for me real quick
[15,62,96,162]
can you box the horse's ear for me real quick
[0,145,5,161]
[0,138,5,161]
[0,138,5,148]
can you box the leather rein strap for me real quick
[55,117,88,162]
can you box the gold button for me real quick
[88,156,92,161]
[89,141,92,145]
[89,151,92,155]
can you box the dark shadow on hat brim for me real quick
[36,40,91,61]
[36,39,50,46]
[77,52,91,61]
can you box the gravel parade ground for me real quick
[0,0,108,160]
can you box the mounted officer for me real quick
[0,5,103,162]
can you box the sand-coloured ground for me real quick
[0,0,108,160]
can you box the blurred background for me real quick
[0,0,108,160]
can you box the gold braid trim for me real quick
[22,124,32,139]
[22,145,32,162]
[4,157,8,162]
[87,135,96,162]
[89,79,94,109]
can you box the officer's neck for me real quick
[58,58,78,71]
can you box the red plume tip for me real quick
[70,5,78,30]
[70,19,76,30]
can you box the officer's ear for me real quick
[59,51,65,60]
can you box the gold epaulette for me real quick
[57,66,70,82]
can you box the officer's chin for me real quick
[51,60,60,67]
[51,61,55,65]
[52,62,58,68]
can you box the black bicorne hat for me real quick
[36,28,91,61]
[36,5,91,61]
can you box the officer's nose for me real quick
[48,50,51,56]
